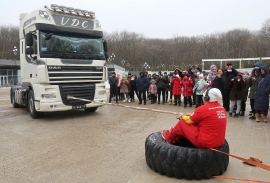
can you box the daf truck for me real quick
[10,4,109,118]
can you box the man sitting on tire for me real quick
[162,88,227,148]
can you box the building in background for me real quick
[0,60,20,86]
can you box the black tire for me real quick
[11,92,20,108]
[145,132,229,180]
[84,107,98,112]
[28,90,44,119]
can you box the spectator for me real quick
[127,73,132,102]
[240,71,250,116]
[254,65,270,122]
[194,73,206,108]
[174,68,181,78]
[130,75,137,102]
[253,62,263,70]
[147,74,152,100]
[228,73,245,118]
[212,69,225,105]
[181,74,193,107]
[151,73,158,102]
[108,72,119,104]
[156,71,170,104]
[247,68,260,120]
[189,64,202,105]
[148,79,157,104]
[136,72,149,105]
[207,64,218,88]
[120,76,130,103]
[117,73,123,100]
[223,63,238,111]
[164,72,170,103]
[168,72,174,105]
[171,74,182,106]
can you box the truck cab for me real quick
[11,4,109,118]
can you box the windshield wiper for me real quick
[52,53,70,59]
[88,53,105,60]
[72,54,86,59]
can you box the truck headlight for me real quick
[41,94,56,99]
[98,90,106,95]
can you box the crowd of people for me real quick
[108,62,270,122]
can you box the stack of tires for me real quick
[145,132,229,180]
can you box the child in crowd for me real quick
[181,74,193,107]
[194,73,206,108]
[148,79,157,104]
[171,73,182,106]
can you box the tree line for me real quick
[1,18,270,71]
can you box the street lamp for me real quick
[108,53,115,63]
[121,59,125,67]
[143,62,150,71]
[126,63,130,71]
[13,46,18,55]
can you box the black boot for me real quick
[249,113,255,119]
[178,101,181,106]
[174,101,177,106]
[239,111,245,116]
[229,113,232,117]
[234,113,239,118]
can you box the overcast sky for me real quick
[1,0,270,39]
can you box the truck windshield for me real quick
[39,30,105,59]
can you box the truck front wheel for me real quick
[28,90,44,119]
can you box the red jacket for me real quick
[171,76,181,95]
[190,102,227,148]
[181,77,193,97]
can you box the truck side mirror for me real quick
[25,47,34,55]
[25,33,33,46]
[103,40,108,53]
[105,53,108,60]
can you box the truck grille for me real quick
[47,66,104,83]
[59,84,95,106]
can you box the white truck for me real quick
[10,4,109,118]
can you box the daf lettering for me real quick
[48,66,61,70]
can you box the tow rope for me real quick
[212,176,270,183]
[66,95,270,182]
[210,148,270,172]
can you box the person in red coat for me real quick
[162,88,227,148]
[171,74,182,106]
[181,74,193,107]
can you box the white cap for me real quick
[203,88,222,102]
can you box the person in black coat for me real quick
[228,73,245,118]
[223,63,238,111]
[136,72,149,105]
[254,65,270,122]
[212,69,225,105]
[108,72,119,103]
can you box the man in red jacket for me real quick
[162,88,227,148]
